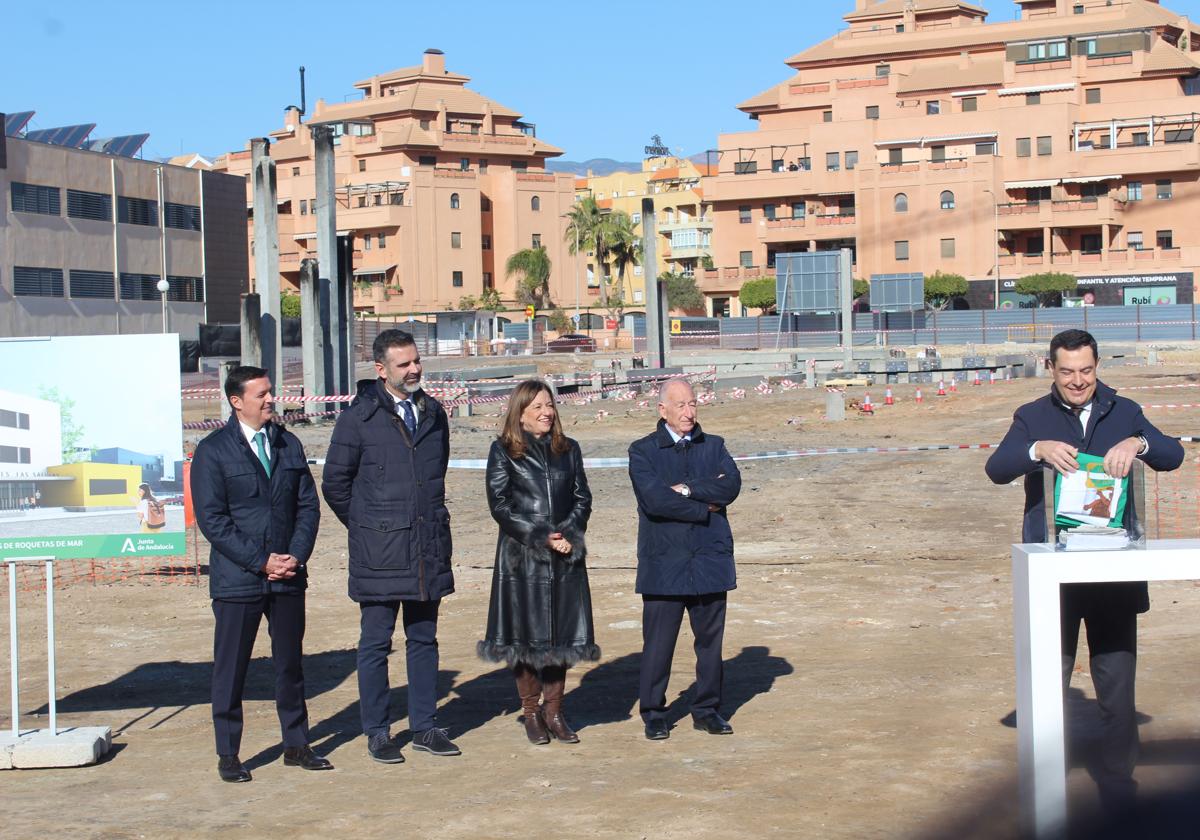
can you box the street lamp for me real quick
[156,278,170,334]
[982,188,1000,309]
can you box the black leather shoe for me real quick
[217,754,252,783]
[693,712,734,735]
[367,733,405,764]
[644,719,670,741]
[412,727,461,756]
[283,745,334,771]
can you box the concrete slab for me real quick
[0,727,112,769]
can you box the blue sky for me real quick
[7,1,1200,163]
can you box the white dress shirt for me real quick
[240,421,271,460]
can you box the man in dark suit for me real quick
[322,330,459,764]
[628,379,742,741]
[986,329,1183,810]
[191,365,331,782]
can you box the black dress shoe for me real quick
[283,745,334,771]
[367,733,405,764]
[693,712,733,734]
[217,754,252,783]
[644,719,670,741]
[412,727,461,756]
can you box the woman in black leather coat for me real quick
[478,380,598,744]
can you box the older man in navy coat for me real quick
[986,329,1183,811]
[629,379,742,740]
[191,365,330,782]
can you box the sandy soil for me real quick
[4,358,1200,839]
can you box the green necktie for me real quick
[254,430,272,477]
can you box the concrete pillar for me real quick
[240,293,262,368]
[839,248,854,371]
[825,390,845,422]
[641,197,666,368]
[311,124,346,399]
[251,139,282,390]
[218,361,239,421]
[298,258,327,402]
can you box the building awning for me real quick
[817,191,855,197]
[292,230,351,240]
[998,82,1075,97]
[1061,175,1122,184]
[353,264,396,277]
[875,132,996,148]
[951,89,989,98]
[875,137,923,148]
[1004,179,1061,189]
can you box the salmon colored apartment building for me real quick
[217,50,585,316]
[703,0,1200,315]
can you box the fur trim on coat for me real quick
[476,640,601,670]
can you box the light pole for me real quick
[983,188,1000,309]
[562,211,581,327]
[156,278,170,334]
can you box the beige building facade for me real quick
[1,120,246,337]
[705,0,1200,315]
[217,50,586,316]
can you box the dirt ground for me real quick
[4,353,1200,839]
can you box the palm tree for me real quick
[565,196,615,305]
[606,213,641,334]
[505,247,552,308]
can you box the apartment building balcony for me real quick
[442,131,535,151]
[658,216,713,233]
[760,217,809,242]
[665,245,710,261]
[814,211,857,228]
[998,247,1183,270]
[697,266,775,293]
[996,196,1126,228]
[705,168,814,202]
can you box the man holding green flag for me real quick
[986,329,1183,813]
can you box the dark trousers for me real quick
[1061,598,1139,807]
[639,592,727,723]
[211,593,310,756]
[358,599,441,736]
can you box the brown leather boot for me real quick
[514,664,549,745]
[540,666,579,743]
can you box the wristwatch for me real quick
[679,484,691,498]
[1137,435,1149,456]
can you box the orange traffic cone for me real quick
[884,387,894,406]
[915,388,924,404]
[972,370,982,386]
[862,393,874,414]
[950,377,958,393]
[937,379,947,397]
[989,370,996,385]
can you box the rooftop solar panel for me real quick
[4,111,35,136]
[24,123,95,148]
[86,134,149,158]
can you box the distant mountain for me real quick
[548,151,715,178]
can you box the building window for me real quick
[734,160,757,175]
[460,157,470,171]
[377,232,386,248]
[826,152,840,172]
[1157,230,1175,249]
[895,241,909,261]
[1081,233,1102,254]
[888,148,903,165]
[1127,231,1144,250]
[1126,181,1142,201]
[845,150,858,171]
[13,266,65,297]
[292,166,300,176]
[12,183,61,216]
[418,155,436,167]
[1165,128,1195,144]
[118,272,164,300]
[420,120,430,130]
[738,205,751,224]
[358,159,366,172]
[1157,179,1173,200]
[450,193,460,209]
[531,233,541,248]
[1036,136,1052,156]
[1079,37,1097,55]
[66,189,111,222]
[940,190,955,210]
[822,110,833,123]
[531,195,541,211]
[961,96,978,112]
[1016,137,1031,157]
[895,23,904,32]
[166,275,204,303]
[894,193,908,213]
[118,196,157,226]
[164,203,201,231]
[357,196,367,208]
[451,231,461,249]
[772,158,784,172]
[930,145,946,163]
[299,199,308,215]
[511,160,528,172]
[478,159,489,174]
[69,269,115,299]
[739,251,753,268]
[1086,87,1101,104]
[481,234,491,250]
[1026,93,1041,106]
[1132,131,1149,147]
[791,202,805,220]
[763,203,776,221]
[632,212,641,224]
[481,196,491,211]
[1074,3,1085,13]
[798,156,811,171]
[483,272,492,287]
[363,234,372,251]
[926,100,941,115]
[941,238,956,258]
[875,64,890,78]
[452,271,464,287]
[0,411,31,430]
[866,105,879,120]
[975,142,996,156]
[0,446,32,464]
[1028,235,1044,255]
[1027,40,1067,61]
